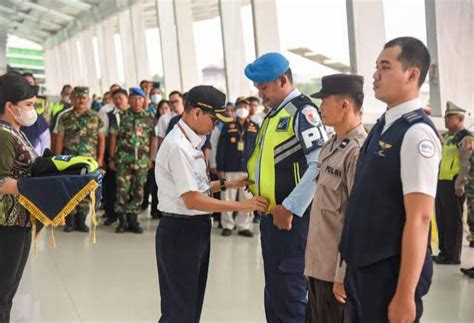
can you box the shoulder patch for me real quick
[338,138,350,149]
[418,140,435,158]
[302,106,321,127]
[276,117,290,131]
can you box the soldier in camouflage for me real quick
[109,87,154,234]
[55,86,106,232]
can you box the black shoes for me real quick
[238,229,254,238]
[127,213,144,234]
[75,224,90,233]
[221,228,232,236]
[103,217,117,226]
[432,254,460,265]
[115,214,128,233]
[470,241,474,248]
[460,267,474,276]
[64,225,75,232]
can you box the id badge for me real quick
[136,127,143,136]
[237,140,245,151]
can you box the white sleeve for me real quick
[400,123,441,197]
[168,145,199,195]
[157,116,167,138]
[209,126,221,168]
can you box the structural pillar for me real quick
[96,17,119,91]
[67,37,82,86]
[118,7,139,86]
[426,0,474,117]
[250,0,281,56]
[346,0,386,120]
[155,0,182,93]
[43,48,58,94]
[53,45,64,92]
[81,27,100,96]
[219,0,250,100]
[59,40,73,85]
[0,29,6,75]
[130,2,150,82]
[174,0,198,90]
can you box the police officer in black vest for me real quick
[339,37,441,322]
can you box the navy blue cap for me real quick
[129,87,145,98]
[244,52,289,84]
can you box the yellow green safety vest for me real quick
[247,96,311,209]
[439,130,468,180]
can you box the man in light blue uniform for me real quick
[245,53,327,322]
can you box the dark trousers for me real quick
[0,226,32,323]
[103,168,117,220]
[306,277,345,323]
[143,168,159,215]
[260,213,309,323]
[156,216,211,323]
[344,252,432,323]
[435,179,464,262]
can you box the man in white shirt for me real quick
[154,85,268,323]
[339,37,441,323]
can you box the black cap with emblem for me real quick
[311,74,364,99]
[187,85,233,123]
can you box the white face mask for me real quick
[14,105,38,127]
[151,94,162,104]
[235,108,250,119]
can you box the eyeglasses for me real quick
[198,107,219,125]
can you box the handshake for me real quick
[226,176,293,231]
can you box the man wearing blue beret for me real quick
[245,52,328,322]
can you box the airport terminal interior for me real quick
[1,0,473,322]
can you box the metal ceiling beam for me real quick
[12,0,75,22]
[0,4,62,29]
[56,0,92,11]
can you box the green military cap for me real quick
[72,86,89,98]
[445,101,466,116]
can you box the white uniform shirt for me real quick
[155,111,177,138]
[383,98,441,197]
[155,119,210,215]
[98,103,115,133]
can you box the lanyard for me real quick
[0,119,36,154]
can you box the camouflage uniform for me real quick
[57,105,105,229]
[110,109,153,216]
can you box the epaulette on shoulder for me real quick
[338,138,350,149]
[402,109,424,124]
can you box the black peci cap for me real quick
[0,72,38,106]
[311,74,364,99]
[187,85,232,122]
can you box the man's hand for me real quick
[148,160,154,170]
[388,292,416,323]
[239,197,268,213]
[455,186,464,197]
[227,175,249,189]
[217,171,225,179]
[270,205,293,230]
[332,282,346,304]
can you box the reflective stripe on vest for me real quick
[439,134,460,180]
[247,102,301,209]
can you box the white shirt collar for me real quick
[384,98,422,128]
[178,119,206,149]
[269,88,301,116]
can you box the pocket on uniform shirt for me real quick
[316,175,342,212]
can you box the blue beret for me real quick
[244,52,289,83]
[129,87,145,98]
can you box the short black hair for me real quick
[61,84,72,93]
[282,68,293,84]
[140,80,148,87]
[0,72,37,114]
[384,37,431,88]
[169,90,183,99]
[112,88,128,97]
[336,93,364,111]
[23,72,34,79]
[246,96,259,103]
[103,91,110,97]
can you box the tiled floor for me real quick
[10,213,474,322]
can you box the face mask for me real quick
[235,108,250,119]
[63,95,70,103]
[151,94,162,104]
[14,105,37,127]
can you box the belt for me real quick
[162,212,211,220]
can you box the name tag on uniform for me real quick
[136,127,143,136]
[237,140,245,151]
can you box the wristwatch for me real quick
[220,178,227,192]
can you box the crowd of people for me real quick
[0,35,473,323]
